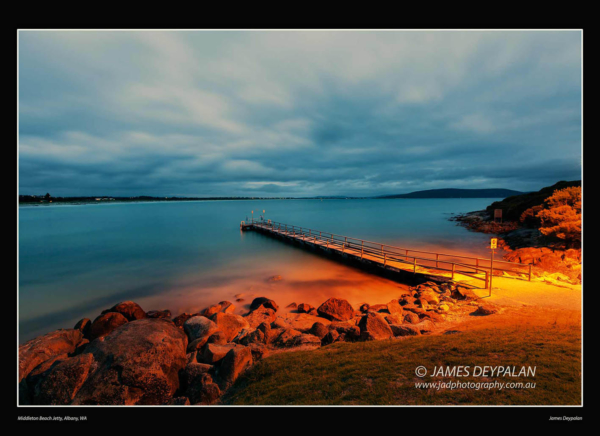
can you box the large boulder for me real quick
[358,312,393,341]
[474,304,499,315]
[417,290,440,305]
[238,328,266,346]
[277,312,331,332]
[386,300,404,316]
[238,322,271,346]
[404,312,420,324]
[292,334,322,348]
[19,329,83,382]
[273,328,303,347]
[309,322,329,339]
[317,298,354,321]
[201,301,234,317]
[101,301,147,321]
[186,373,221,405]
[452,286,479,301]
[30,354,94,405]
[211,313,250,342]
[218,346,253,387]
[250,297,278,312]
[244,306,277,328]
[321,330,340,345]
[390,324,421,336]
[206,331,228,345]
[265,327,287,344]
[414,320,436,334]
[328,321,361,341]
[173,313,196,328]
[72,318,188,405]
[183,316,219,346]
[89,312,129,341]
[74,318,92,339]
[201,344,239,365]
[179,362,220,405]
[384,313,404,325]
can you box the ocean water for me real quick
[18,198,496,342]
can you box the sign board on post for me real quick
[490,238,498,249]
[494,209,502,223]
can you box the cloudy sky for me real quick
[18,30,582,197]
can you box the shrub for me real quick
[520,204,544,227]
[536,187,581,247]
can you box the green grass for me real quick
[221,324,581,405]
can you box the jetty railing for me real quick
[246,218,533,290]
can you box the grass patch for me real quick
[221,323,581,405]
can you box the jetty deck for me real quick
[241,219,533,290]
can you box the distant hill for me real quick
[485,180,581,221]
[377,188,523,199]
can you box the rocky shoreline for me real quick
[451,211,581,285]
[19,281,496,405]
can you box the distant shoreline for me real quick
[19,196,511,207]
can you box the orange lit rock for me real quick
[201,343,239,364]
[317,298,355,321]
[101,301,147,321]
[72,318,188,405]
[89,312,129,341]
[211,313,250,342]
[219,346,253,387]
[390,324,421,336]
[358,312,393,341]
[297,303,314,313]
[244,305,277,328]
[386,299,404,316]
[273,328,303,347]
[475,304,500,315]
[183,316,219,351]
[147,309,172,319]
[74,318,92,339]
[309,322,329,339]
[250,297,278,312]
[404,312,420,324]
[30,353,94,405]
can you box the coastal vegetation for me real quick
[485,180,581,222]
[451,180,582,284]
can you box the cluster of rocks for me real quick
[450,211,519,234]
[503,246,581,284]
[19,282,496,406]
[451,212,581,285]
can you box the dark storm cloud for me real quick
[18,31,582,197]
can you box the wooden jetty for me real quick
[241,219,533,290]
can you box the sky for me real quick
[18,30,582,197]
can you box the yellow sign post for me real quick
[490,238,498,249]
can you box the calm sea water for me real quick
[18,198,495,342]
